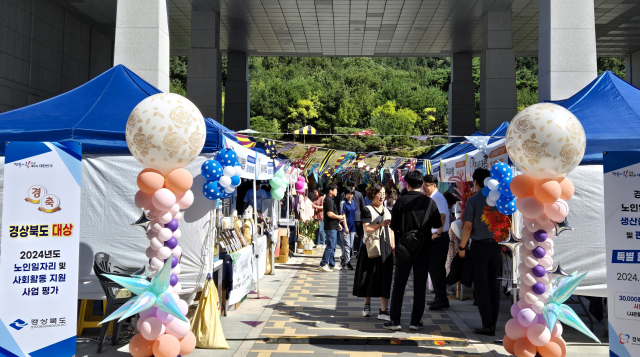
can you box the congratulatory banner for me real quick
[0,142,82,357]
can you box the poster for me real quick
[227,245,254,305]
[441,154,466,182]
[224,136,273,180]
[603,151,640,357]
[486,139,509,167]
[0,142,82,357]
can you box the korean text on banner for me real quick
[465,150,488,181]
[603,151,640,357]
[227,245,254,305]
[441,155,467,182]
[486,139,508,167]
[225,136,273,180]
[0,142,82,357]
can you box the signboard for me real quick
[603,151,640,357]
[441,155,467,182]
[224,136,273,180]
[466,150,488,181]
[0,142,82,357]
[486,139,509,167]
[253,235,267,281]
[227,245,254,305]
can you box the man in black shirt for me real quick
[383,171,442,331]
[319,183,345,272]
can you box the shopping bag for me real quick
[190,274,229,349]
[364,234,381,258]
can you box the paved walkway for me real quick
[78,248,609,357]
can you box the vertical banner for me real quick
[604,151,640,357]
[0,142,82,357]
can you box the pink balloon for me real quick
[544,199,568,222]
[298,176,305,182]
[136,316,145,332]
[158,247,172,260]
[510,303,522,318]
[536,212,550,225]
[177,299,189,315]
[158,228,172,241]
[157,211,173,224]
[140,317,166,340]
[173,246,183,258]
[518,298,531,310]
[518,308,538,327]
[173,283,182,294]
[145,247,158,259]
[522,273,537,286]
[517,196,545,219]
[146,230,158,240]
[539,292,551,304]
[524,292,539,304]
[505,318,528,340]
[169,204,180,216]
[551,322,563,337]
[525,220,541,232]
[173,212,183,221]
[139,306,158,320]
[539,256,553,269]
[524,237,538,251]
[521,229,534,240]
[152,188,177,211]
[156,309,176,324]
[295,181,304,190]
[527,323,551,346]
[167,319,191,338]
[148,220,163,232]
[176,190,194,210]
[148,208,162,219]
[173,229,182,240]
[532,301,545,314]
[135,190,153,210]
[539,238,554,251]
[540,220,556,233]
[149,238,163,250]
[524,254,539,268]
[172,264,181,275]
[537,274,551,285]
[150,257,163,270]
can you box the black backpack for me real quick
[395,198,434,262]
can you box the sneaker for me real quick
[377,309,390,321]
[331,264,342,271]
[346,262,354,270]
[363,305,372,317]
[319,264,332,273]
[409,321,424,331]
[382,321,402,331]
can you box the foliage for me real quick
[249,116,282,139]
[481,206,512,242]
[299,219,321,242]
[287,93,322,131]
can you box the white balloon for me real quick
[484,177,491,187]
[148,220,163,232]
[172,264,182,275]
[173,245,182,258]
[173,229,182,239]
[224,186,235,193]
[173,283,182,294]
[234,165,244,177]
[219,175,232,187]
[223,166,236,177]
[125,93,206,175]
[505,103,586,179]
[532,301,545,314]
[150,257,163,270]
[486,198,496,207]
[145,247,158,259]
[486,179,499,190]
[158,247,172,260]
[158,211,173,224]
[158,228,172,241]
[488,189,501,201]
[149,238,163,250]
[173,211,182,221]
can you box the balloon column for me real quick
[269,170,287,200]
[123,92,204,357]
[502,103,597,357]
[482,162,517,215]
[201,149,243,201]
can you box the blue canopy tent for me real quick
[549,70,640,165]
[0,65,223,154]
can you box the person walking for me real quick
[338,187,357,270]
[319,183,344,273]
[383,171,442,331]
[312,189,325,248]
[458,168,502,336]
[344,180,365,258]
[422,175,451,311]
[353,183,394,321]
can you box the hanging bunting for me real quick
[351,153,366,167]
[293,125,317,135]
[353,129,375,136]
[263,139,278,159]
[432,143,454,157]
[234,134,256,149]
[318,149,336,174]
[291,158,305,168]
[408,158,417,171]
[391,157,404,175]
[300,146,318,161]
[277,142,297,153]
[411,135,432,141]
[236,129,260,134]
[466,136,491,154]
[275,160,289,172]
[422,159,431,175]
[375,156,388,174]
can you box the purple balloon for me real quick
[170,274,178,286]
[164,237,178,249]
[171,255,179,268]
[165,219,179,232]
[532,265,547,278]
[532,282,546,295]
[532,246,546,259]
[533,230,548,242]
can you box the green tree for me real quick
[287,93,322,131]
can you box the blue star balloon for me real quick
[99,255,187,324]
[543,271,600,343]
[201,159,223,181]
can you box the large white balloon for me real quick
[505,103,586,179]
[125,93,206,175]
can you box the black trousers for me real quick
[390,255,430,324]
[354,221,364,252]
[429,231,450,304]
[470,240,502,328]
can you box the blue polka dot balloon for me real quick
[201,159,223,181]
[216,149,238,167]
[490,162,513,181]
[215,149,230,163]
[203,180,223,200]
[498,176,514,197]
[496,196,517,215]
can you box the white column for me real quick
[113,0,170,93]
[480,9,516,133]
[626,51,640,86]
[448,53,476,137]
[538,0,597,101]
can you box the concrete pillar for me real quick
[538,0,597,101]
[113,0,169,92]
[479,9,516,133]
[625,51,640,87]
[225,52,250,131]
[187,8,223,121]
[448,53,476,137]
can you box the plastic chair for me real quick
[93,252,143,353]
[77,299,109,337]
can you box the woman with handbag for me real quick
[352,183,395,321]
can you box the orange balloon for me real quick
[152,334,181,357]
[129,333,154,357]
[537,340,563,357]
[514,338,537,357]
[137,168,165,194]
[550,336,567,357]
[557,177,575,201]
[511,175,537,198]
[179,332,197,355]
[534,178,562,203]
[165,168,194,195]
[502,335,516,355]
